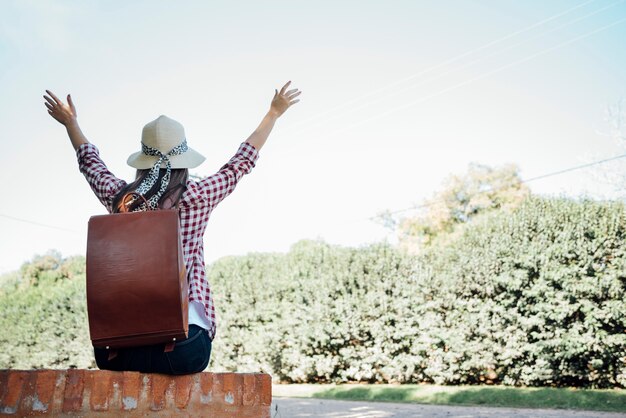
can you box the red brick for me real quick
[221,373,243,406]
[19,370,62,415]
[0,371,8,406]
[173,375,193,409]
[29,369,59,414]
[198,372,214,404]
[243,374,259,406]
[1,370,271,416]
[258,373,272,406]
[16,370,38,415]
[2,370,28,414]
[122,371,141,411]
[89,370,113,411]
[150,374,170,411]
[62,369,85,412]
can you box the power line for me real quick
[378,152,626,218]
[523,153,626,183]
[279,3,626,232]
[291,0,624,135]
[0,213,79,234]
[321,14,626,140]
[13,152,619,235]
[284,0,601,134]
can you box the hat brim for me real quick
[127,147,206,169]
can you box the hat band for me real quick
[141,139,188,158]
[128,139,188,211]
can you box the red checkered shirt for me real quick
[76,141,260,340]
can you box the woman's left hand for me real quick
[270,81,301,118]
[44,90,77,126]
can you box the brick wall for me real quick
[0,370,271,417]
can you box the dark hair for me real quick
[112,168,189,213]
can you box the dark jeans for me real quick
[94,325,212,375]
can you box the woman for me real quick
[44,81,301,374]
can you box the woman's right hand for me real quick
[44,90,77,126]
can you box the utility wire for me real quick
[322,14,626,140]
[262,150,626,240]
[523,152,626,183]
[284,0,599,133]
[9,4,623,236]
[9,153,621,234]
[291,0,624,135]
[0,213,80,234]
[377,152,626,218]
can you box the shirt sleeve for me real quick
[182,142,259,210]
[76,143,127,213]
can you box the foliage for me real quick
[0,252,93,369]
[1,197,624,389]
[411,197,626,387]
[210,197,625,388]
[388,163,529,252]
[209,240,417,383]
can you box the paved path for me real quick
[271,397,626,418]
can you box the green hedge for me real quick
[1,197,624,388]
[409,197,626,387]
[0,253,93,369]
[208,240,416,383]
[209,197,626,387]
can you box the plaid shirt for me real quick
[77,142,260,340]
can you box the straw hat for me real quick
[127,115,205,169]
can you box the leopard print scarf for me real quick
[129,140,189,211]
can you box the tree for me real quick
[380,163,530,253]
[17,251,83,287]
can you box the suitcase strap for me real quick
[107,349,118,361]
[104,340,176,361]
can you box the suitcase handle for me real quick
[120,192,150,213]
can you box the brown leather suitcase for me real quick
[86,209,188,349]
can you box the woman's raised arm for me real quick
[244,81,301,151]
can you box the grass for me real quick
[272,383,626,413]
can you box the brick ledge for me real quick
[0,369,271,417]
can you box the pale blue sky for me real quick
[1,0,625,273]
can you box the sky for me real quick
[1,0,625,274]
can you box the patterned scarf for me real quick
[129,140,189,211]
